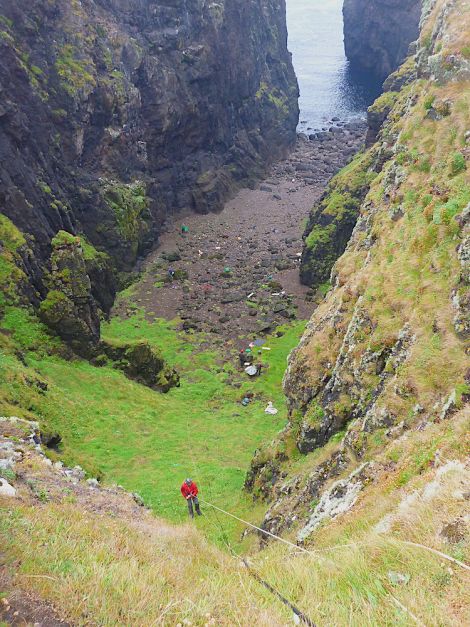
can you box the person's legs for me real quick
[194,496,202,516]
[187,497,194,518]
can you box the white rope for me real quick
[199,498,318,556]
[401,541,470,573]
[387,592,427,627]
[199,499,470,573]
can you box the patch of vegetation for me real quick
[0,305,305,543]
[55,44,96,96]
[368,91,399,115]
[102,181,149,255]
[301,151,377,287]
[0,215,28,308]
[255,81,289,115]
[449,152,466,176]
[51,230,78,248]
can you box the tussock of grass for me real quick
[0,502,285,626]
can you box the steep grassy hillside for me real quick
[246,4,470,613]
[0,301,305,541]
[2,0,470,624]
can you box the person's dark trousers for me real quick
[187,496,202,517]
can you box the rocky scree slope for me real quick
[0,0,297,352]
[246,0,470,545]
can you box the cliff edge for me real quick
[343,0,421,80]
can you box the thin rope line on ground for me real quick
[199,498,318,556]
[401,540,470,572]
[200,498,470,573]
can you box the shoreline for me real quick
[112,119,367,347]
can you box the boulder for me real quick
[0,478,16,497]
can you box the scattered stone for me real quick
[440,518,467,544]
[388,571,410,586]
[440,390,457,420]
[132,492,145,507]
[0,478,16,497]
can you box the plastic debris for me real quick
[245,366,258,376]
[265,402,278,415]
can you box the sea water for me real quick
[287,0,383,132]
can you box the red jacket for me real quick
[181,481,198,499]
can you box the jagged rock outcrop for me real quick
[38,231,100,354]
[102,340,180,392]
[0,0,298,329]
[248,0,470,542]
[343,0,421,80]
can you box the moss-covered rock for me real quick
[39,231,100,354]
[300,152,377,288]
[102,340,179,393]
[0,215,39,312]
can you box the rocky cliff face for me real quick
[247,0,470,541]
[0,0,298,345]
[343,0,421,80]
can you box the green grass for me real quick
[0,308,305,545]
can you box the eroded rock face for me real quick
[0,0,298,282]
[343,0,421,80]
[39,231,100,355]
[247,0,470,545]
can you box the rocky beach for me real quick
[113,121,366,345]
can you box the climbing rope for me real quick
[199,498,318,556]
[200,498,317,626]
[182,439,316,624]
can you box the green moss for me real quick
[423,94,436,111]
[0,14,13,28]
[38,181,52,196]
[255,81,289,115]
[102,181,149,254]
[368,91,399,114]
[303,401,325,429]
[0,215,28,307]
[39,290,71,319]
[301,151,377,287]
[55,44,96,96]
[449,152,466,176]
[78,236,109,264]
[51,230,78,248]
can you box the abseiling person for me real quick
[180,478,202,518]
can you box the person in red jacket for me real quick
[181,478,202,518]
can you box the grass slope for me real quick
[0,306,305,544]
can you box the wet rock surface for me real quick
[113,125,366,343]
[343,0,421,81]
[0,0,298,306]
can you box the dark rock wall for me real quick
[0,0,298,281]
[343,0,421,80]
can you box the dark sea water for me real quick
[287,0,383,132]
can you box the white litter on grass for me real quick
[261,347,271,351]
[265,402,278,415]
